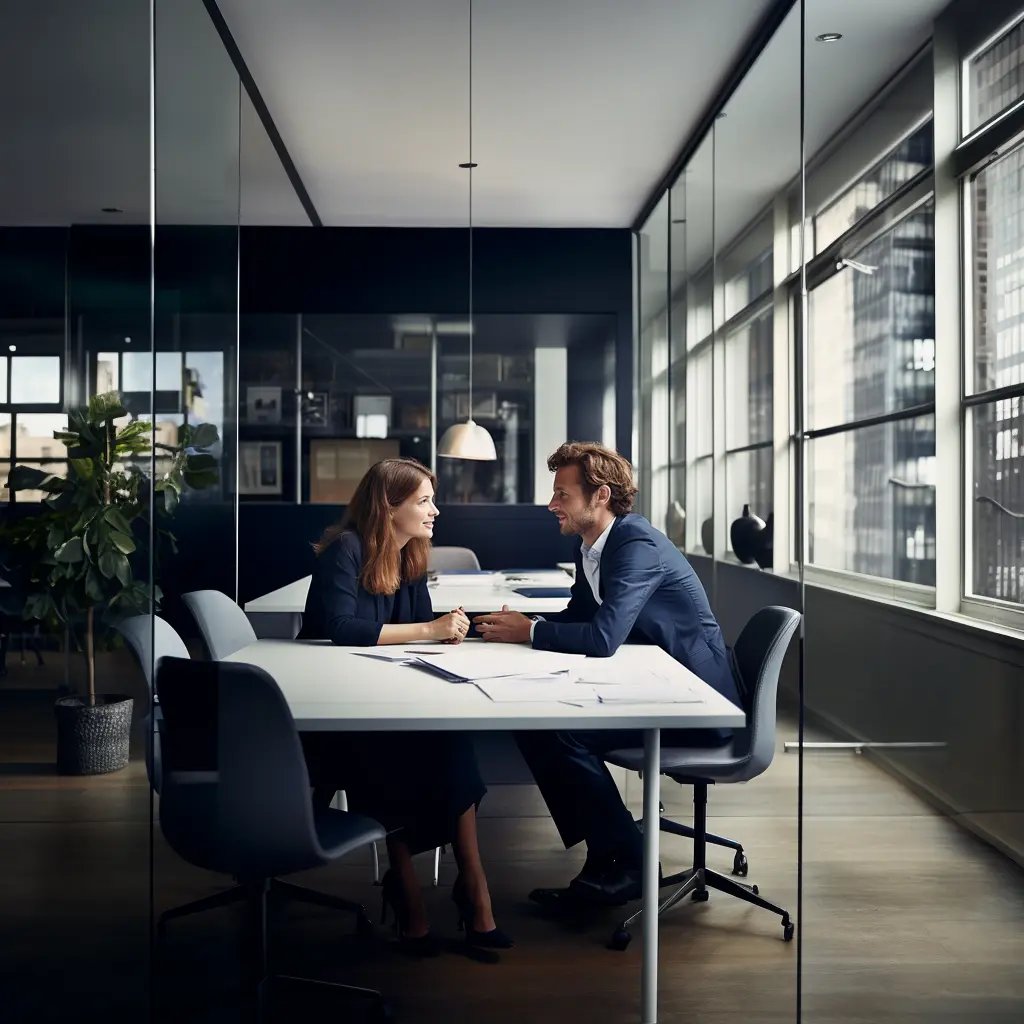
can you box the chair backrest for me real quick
[155,656,320,878]
[428,546,481,571]
[116,614,190,692]
[182,590,257,661]
[731,605,801,777]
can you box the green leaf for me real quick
[73,507,100,533]
[114,552,132,587]
[85,567,105,603]
[24,592,56,623]
[162,486,179,514]
[7,465,53,492]
[110,531,136,555]
[89,391,127,422]
[188,423,219,449]
[69,458,95,481]
[98,548,118,579]
[104,507,133,535]
[184,452,216,472]
[54,537,84,563]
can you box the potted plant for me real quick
[0,391,219,774]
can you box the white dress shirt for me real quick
[530,518,615,640]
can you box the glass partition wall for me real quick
[638,1,1024,1021]
[150,0,242,1017]
[634,6,802,1018]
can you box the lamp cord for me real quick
[467,0,474,415]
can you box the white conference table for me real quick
[244,571,574,618]
[224,638,746,1024]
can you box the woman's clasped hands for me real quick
[434,606,470,644]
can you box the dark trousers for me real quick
[516,728,729,859]
[301,731,486,855]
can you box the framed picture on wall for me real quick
[239,440,282,495]
[309,438,400,503]
[246,385,282,425]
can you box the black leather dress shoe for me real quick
[568,864,643,906]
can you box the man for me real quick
[474,441,742,906]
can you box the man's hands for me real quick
[472,605,533,644]
[432,607,470,644]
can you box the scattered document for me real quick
[417,645,584,681]
[591,682,701,704]
[474,677,597,703]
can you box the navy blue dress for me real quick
[297,531,486,854]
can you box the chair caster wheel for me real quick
[355,913,374,938]
[751,884,759,896]
[732,851,748,876]
[608,927,632,951]
[783,919,795,942]
[691,889,709,903]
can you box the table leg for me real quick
[641,727,660,1023]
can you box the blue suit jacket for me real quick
[531,514,741,706]
[297,531,433,646]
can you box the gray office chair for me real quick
[428,546,481,571]
[604,605,801,949]
[182,589,257,661]
[116,614,190,792]
[156,656,388,1020]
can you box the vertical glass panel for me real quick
[638,193,669,532]
[808,203,935,430]
[680,133,715,554]
[725,307,773,449]
[0,1,152,1019]
[970,396,1024,602]
[153,0,240,1016]
[969,144,1024,394]
[10,355,61,404]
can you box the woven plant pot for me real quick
[54,694,134,775]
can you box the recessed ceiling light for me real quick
[101,206,123,214]
[816,32,843,43]
[123,336,132,344]
[8,344,16,352]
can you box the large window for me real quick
[0,332,66,505]
[965,31,1024,604]
[806,197,936,586]
[964,12,1024,136]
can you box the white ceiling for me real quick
[0,0,957,230]
[216,0,778,227]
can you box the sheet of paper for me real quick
[591,682,702,704]
[475,677,598,703]
[421,645,585,680]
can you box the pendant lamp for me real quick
[438,0,496,461]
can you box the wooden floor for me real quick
[3,650,1024,1023]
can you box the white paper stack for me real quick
[474,677,597,703]
[591,682,701,704]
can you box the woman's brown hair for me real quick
[547,441,638,516]
[314,457,437,595]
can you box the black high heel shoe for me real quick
[452,875,514,949]
[380,868,441,957]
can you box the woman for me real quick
[298,457,511,953]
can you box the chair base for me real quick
[610,781,793,950]
[157,878,373,938]
[608,866,794,950]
